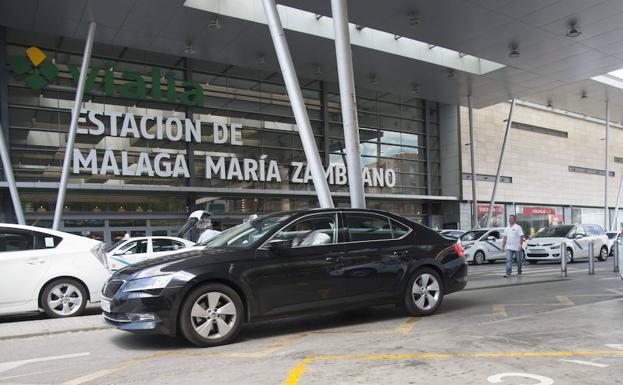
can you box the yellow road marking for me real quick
[281,350,623,385]
[395,318,418,334]
[556,296,575,305]
[493,304,507,317]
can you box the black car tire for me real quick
[598,246,608,262]
[404,267,444,317]
[40,278,88,318]
[566,248,574,263]
[179,283,243,347]
[473,251,485,265]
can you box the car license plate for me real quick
[101,299,111,313]
[531,249,546,253]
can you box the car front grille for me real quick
[527,253,550,258]
[102,279,124,298]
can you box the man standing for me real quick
[502,215,525,278]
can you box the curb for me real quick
[464,278,569,291]
[0,324,113,341]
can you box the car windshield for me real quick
[199,213,291,248]
[104,239,125,253]
[534,225,573,238]
[460,230,487,241]
[607,232,618,239]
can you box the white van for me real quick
[525,224,609,264]
[460,227,507,265]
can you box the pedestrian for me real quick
[502,214,525,278]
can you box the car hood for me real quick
[113,246,243,278]
[527,237,566,246]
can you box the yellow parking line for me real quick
[492,304,507,317]
[395,318,418,334]
[281,350,623,385]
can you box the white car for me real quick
[460,227,507,265]
[525,224,609,264]
[0,224,110,317]
[439,229,465,240]
[106,236,195,271]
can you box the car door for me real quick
[571,226,589,259]
[109,239,149,269]
[340,212,411,301]
[483,230,504,260]
[251,213,346,317]
[0,229,52,309]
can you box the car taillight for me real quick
[453,242,464,257]
[91,243,109,270]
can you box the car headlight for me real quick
[550,245,560,249]
[123,275,173,293]
[463,244,473,250]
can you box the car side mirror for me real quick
[575,234,584,239]
[487,236,496,241]
[267,239,292,253]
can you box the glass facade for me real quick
[2,34,443,240]
[516,205,564,238]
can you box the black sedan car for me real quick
[101,209,467,347]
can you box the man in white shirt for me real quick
[502,215,525,278]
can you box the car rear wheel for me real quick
[598,246,608,262]
[179,283,243,347]
[404,268,444,316]
[473,251,485,265]
[40,279,87,318]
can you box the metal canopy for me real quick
[2,0,623,121]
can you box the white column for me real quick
[260,0,333,208]
[611,175,623,231]
[486,98,516,227]
[468,95,478,228]
[605,100,610,230]
[330,0,365,208]
[0,121,24,224]
[53,22,96,230]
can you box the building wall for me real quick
[460,101,623,208]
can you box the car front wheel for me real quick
[404,268,444,316]
[179,283,243,347]
[473,251,486,265]
[40,278,87,318]
[598,246,608,262]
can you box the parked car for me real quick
[525,224,609,264]
[439,229,465,240]
[102,209,467,347]
[607,232,621,256]
[460,227,508,265]
[0,224,110,318]
[106,236,195,271]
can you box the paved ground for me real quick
[0,261,621,385]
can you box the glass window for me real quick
[152,238,186,252]
[272,214,337,247]
[345,213,393,242]
[203,214,291,248]
[33,232,62,249]
[118,239,148,255]
[391,220,411,239]
[460,230,487,242]
[0,231,33,252]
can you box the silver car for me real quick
[525,224,609,264]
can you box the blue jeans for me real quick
[506,249,522,275]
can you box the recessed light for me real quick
[411,84,420,95]
[256,54,265,64]
[312,65,322,75]
[408,11,420,25]
[369,74,378,84]
[184,45,195,55]
[566,22,581,38]
[447,69,457,79]
[208,15,221,30]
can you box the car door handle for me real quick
[26,258,45,265]
[393,250,409,257]
[325,254,344,262]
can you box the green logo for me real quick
[9,47,59,90]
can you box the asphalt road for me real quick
[0,262,621,385]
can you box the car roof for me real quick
[0,223,99,242]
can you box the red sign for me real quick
[551,214,564,224]
[477,205,504,215]
[522,207,556,216]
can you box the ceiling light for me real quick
[256,54,265,64]
[369,74,378,84]
[312,65,322,75]
[208,15,221,29]
[411,84,420,95]
[355,25,365,31]
[447,69,457,79]
[566,22,581,38]
[509,45,520,58]
[184,45,195,55]
[408,12,420,25]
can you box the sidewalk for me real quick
[0,306,111,340]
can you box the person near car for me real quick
[197,222,221,244]
[502,215,525,277]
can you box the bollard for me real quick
[588,240,595,274]
[560,242,567,278]
[615,239,620,273]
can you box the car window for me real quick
[33,232,62,249]
[118,239,148,255]
[593,226,606,236]
[152,239,186,252]
[586,226,597,237]
[460,230,487,241]
[575,226,586,236]
[391,220,410,239]
[345,213,393,242]
[489,230,500,239]
[0,230,33,252]
[272,214,337,248]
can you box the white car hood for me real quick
[527,237,566,246]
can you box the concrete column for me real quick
[468,95,478,228]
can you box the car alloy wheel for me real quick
[566,248,573,263]
[598,247,608,262]
[42,280,86,318]
[190,292,237,339]
[473,251,485,265]
[404,268,444,316]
